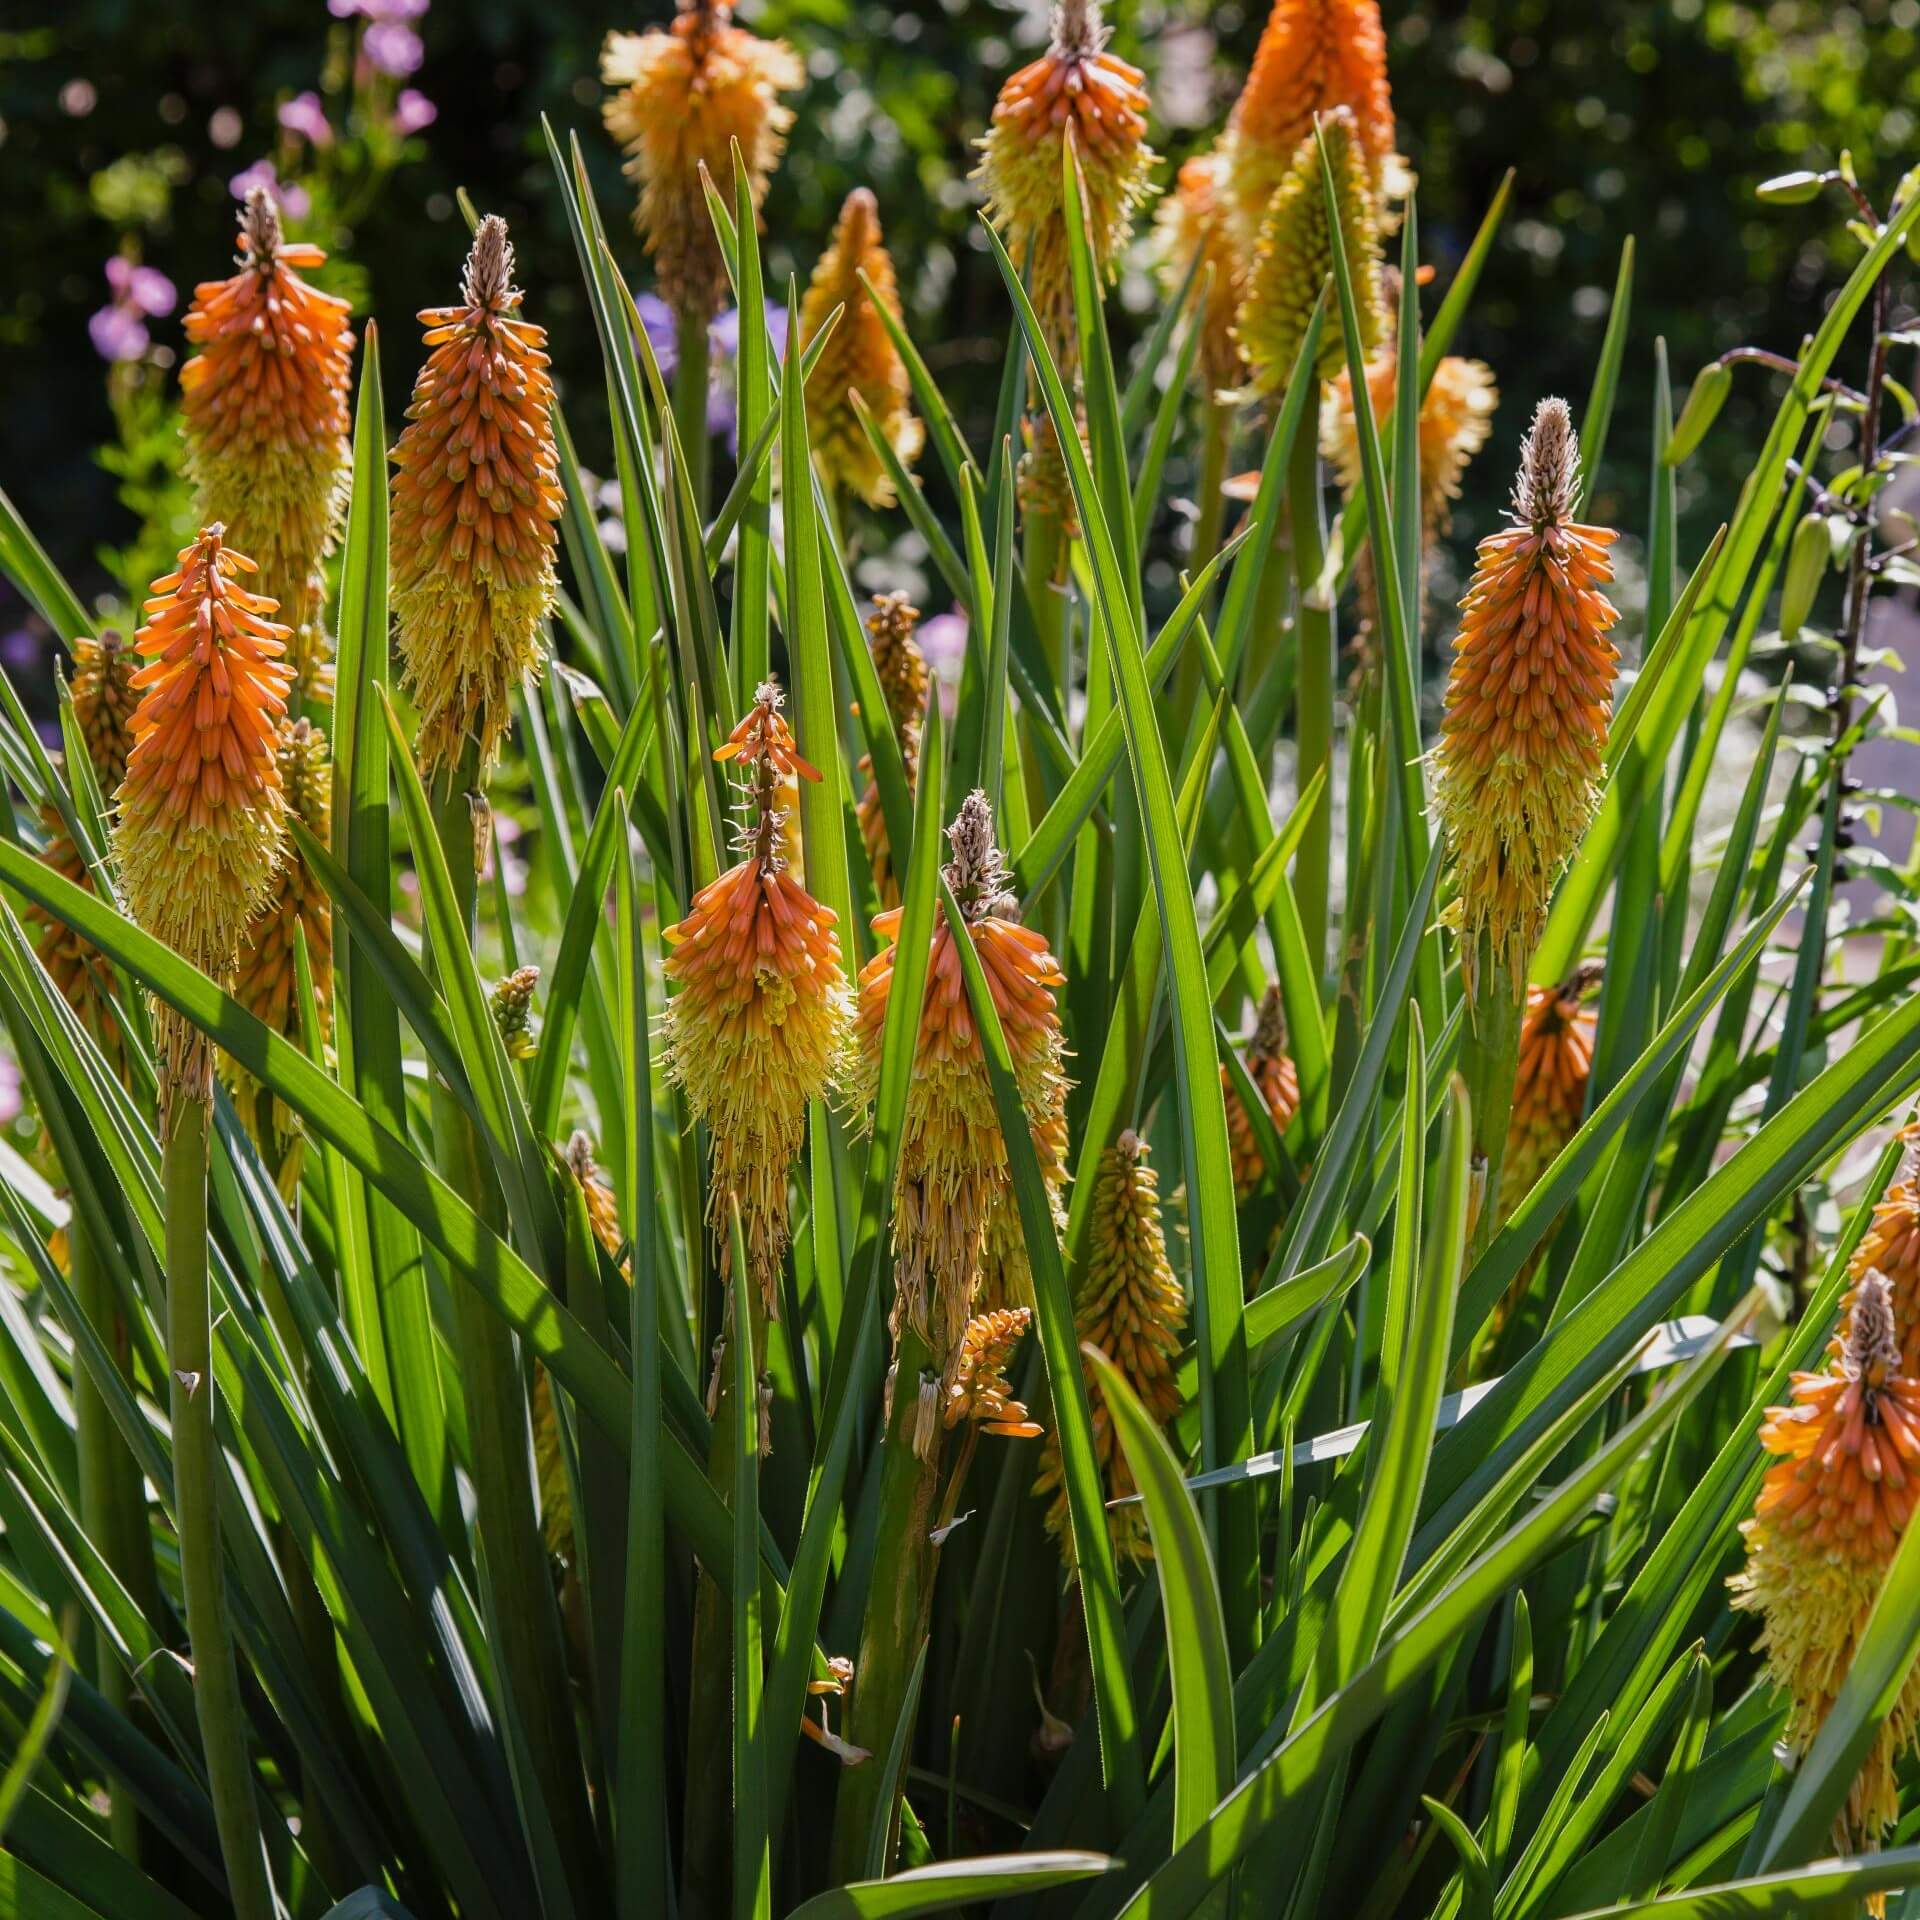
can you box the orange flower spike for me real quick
[1435,398,1621,1000]
[974,0,1158,366]
[855,593,928,909]
[1842,1130,1920,1374]
[1224,985,1301,1200]
[179,189,354,705]
[70,631,138,792]
[1733,1270,1920,1875]
[1325,348,1498,539]
[601,0,804,326]
[1222,0,1397,247]
[115,525,293,1106]
[1153,151,1250,399]
[661,681,851,1314]
[390,215,563,782]
[799,188,924,510]
[1498,965,1599,1223]
[1035,1130,1186,1568]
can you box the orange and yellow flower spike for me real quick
[601,0,804,327]
[945,1307,1044,1443]
[1733,1270,1920,1890]
[799,188,923,511]
[1153,151,1250,400]
[70,631,138,793]
[1843,1128,1920,1375]
[1435,398,1621,1001]
[1224,984,1302,1202]
[115,525,293,1107]
[390,216,563,783]
[662,681,852,1314]
[180,190,354,707]
[1498,966,1599,1224]
[855,593,929,910]
[1035,1131,1186,1568]
[233,718,332,1050]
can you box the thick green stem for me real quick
[673,307,713,523]
[165,1097,275,1920]
[1460,936,1525,1264]
[1289,383,1333,983]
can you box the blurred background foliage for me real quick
[4,0,1920,629]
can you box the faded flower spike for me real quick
[1733,1270,1920,1878]
[945,1308,1044,1439]
[975,0,1158,365]
[491,965,541,1061]
[1236,107,1386,394]
[70,632,138,794]
[601,0,803,325]
[1153,151,1250,400]
[116,526,293,1106]
[662,681,851,1313]
[1035,1131,1186,1569]
[390,215,563,782]
[851,791,1069,1391]
[1435,398,1621,998]
[855,593,929,909]
[180,190,354,707]
[1224,985,1301,1201]
[1222,0,1398,249]
[800,188,923,510]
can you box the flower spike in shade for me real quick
[1221,0,1398,249]
[1153,151,1250,400]
[601,0,804,326]
[855,593,929,909]
[1733,1269,1920,1882]
[661,680,852,1316]
[1435,398,1621,999]
[180,189,355,707]
[799,188,924,509]
[1035,1131,1185,1569]
[1235,107,1386,394]
[945,1308,1044,1440]
[850,789,1069,1411]
[390,215,563,783]
[1499,966,1598,1225]
[70,631,138,793]
[1224,984,1302,1201]
[116,525,293,1107]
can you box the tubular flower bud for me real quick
[391,216,562,781]
[491,964,541,1061]
[1221,0,1397,248]
[945,1307,1044,1438]
[974,0,1158,367]
[800,189,923,509]
[1035,1131,1186,1569]
[1732,1271,1920,1883]
[601,0,804,326]
[1435,399,1620,999]
[1498,966,1598,1224]
[1153,150,1250,399]
[1224,985,1302,1201]
[180,190,354,707]
[70,632,138,792]
[855,594,929,909]
[1236,107,1385,394]
[850,791,1070,1382]
[662,682,851,1314]
[116,526,292,1106]
[1324,347,1498,540]
[1842,1128,1920,1375]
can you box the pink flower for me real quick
[229,161,310,220]
[391,87,437,135]
[917,609,969,720]
[104,256,176,316]
[278,90,334,146]
[331,0,427,16]
[363,21,423,76]
[89,304,148,362]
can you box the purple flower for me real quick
[391,87,437,135]
[917,609,968,719]
[104,255,176,317]
[229,161,310,220]
[278,90,334,146]
[0,1058,20,1130]
[0,628,40,673]
[331,0,428,15]
[89,306,147,360]
[363,21,424,77]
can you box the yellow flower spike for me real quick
[1498,965,1599,1226]
[850,790,1070,1398]
[1223,984,1302,1202]
[601,0,804,327]
[1732,1270,1920,1891]
[115,525,293,1109]
[180,190,355,708]
[491,964,542,1062]
[662,681,852,1316]
[945,1307,1044,1439]
[390,215,563,782]
[1153,151,1250,400]
[1221,0,1398,249]
[1034,1130,1186,1570]
[1435,398,1621,1001]
[1235,106,1386,395]
[800,188,924,510]
[855,594,929,910]
[70,631,138,793]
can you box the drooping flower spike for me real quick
[1733,1270,1920,1880]
[1035,1131,1186,1569]
[1153,151,1250,401]
[850,790,1069,1446]
[179,189,354,707]
[1435,398,1621,999]
[1224,984,1301,1201]
[601,0,804,326]
[390,216,563,782]
[661,681,852,1315]
[115,525,293,1107]
[799,188,923,510]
